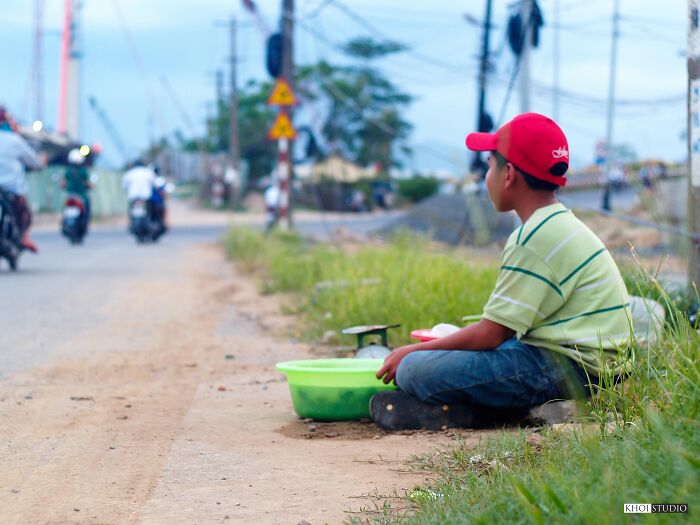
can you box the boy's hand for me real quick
[376,345,419,385]
[375,320,515,385]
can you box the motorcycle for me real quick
[129,199,165,244]
[0,189,23,271]
[61,194,87,245]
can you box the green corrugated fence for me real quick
[27,168,127,217]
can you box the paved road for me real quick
[0,210,401,379]
[559,185,639,212]
[0,186,643,380]
[0,223,226,380]
[0,213,460,524]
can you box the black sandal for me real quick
[369,391,475,431]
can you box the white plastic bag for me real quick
[629,295,665,346]
[430,323,461,338]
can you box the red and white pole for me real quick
[277,137,290,230]
[57,0,71,134]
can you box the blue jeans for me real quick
[396,338,592,408]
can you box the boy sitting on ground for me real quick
[372,113,633,430]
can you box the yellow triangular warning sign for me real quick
[267,78,297,106]
[268,111,297,140]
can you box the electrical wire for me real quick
[304,0,334,20]
[493,4,685,125]
[325,0,473,73]
[620,18,683,47]
[292,19,467,171]
[290,1,683,168]
[292,10,480,83]
[495,3,540,126]
[110,0,168,137]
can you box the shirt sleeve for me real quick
[482,243,564,336]
[16,135,41,170]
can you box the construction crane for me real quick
[241,0,272,37]
[88,96,130,164]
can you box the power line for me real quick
[308,1,680,109]
[292,11,480,83]
[495,1,540,125]
[323,0,473,73]
[622,14,685,29]
[304,0,333,19]
[532,82,686,108]
[296,4,683,156]
[621,19,683,46]
[293,21,467,171]
[547,16,610,30]
[110,0,168,137]
[292,1,683,166]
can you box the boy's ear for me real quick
[504,163,518,188]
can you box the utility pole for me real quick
[519,0,533,113]
[31,0,46,125]
[471,0,494,177]
[687,0,700,288]
[216,70,224,113]
[278,0,294,230]
[58,0,82,139]
[281,0,294,89]
[215,69,225,150]
[601,0,620,211]
[228,16,240,172]
[552,0,560,121]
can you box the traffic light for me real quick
[507,0,544,56]
[266,33,283,78]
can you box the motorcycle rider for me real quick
[62,148,92,234]
[149,165,168,232]
[263,180,280,233]
[0,106,42,253]
[122,160,156,204]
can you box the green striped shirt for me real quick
[482,203,633,375]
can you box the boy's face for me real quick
[485,154,512,212]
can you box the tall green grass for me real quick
[224,227,498,344]
[372,270,700,525]
[224,227,699,524]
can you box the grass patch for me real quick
[224,227,498,344]
[365,270,700,524]
[224,226,700,524]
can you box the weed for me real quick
[224,227,700,524]
[224,227,498,344]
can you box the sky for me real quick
[0,0,689,171]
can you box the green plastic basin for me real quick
[276,358,397,421]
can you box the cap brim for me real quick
[465,132,497,151]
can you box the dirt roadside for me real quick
[0,240,492,525]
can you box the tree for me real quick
[234,80,278,181]
[296,37,414,170]
[611,143,638,164]
[189,79,278,183]
[186,37,414,182]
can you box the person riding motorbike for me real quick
[263,181,280,233]
[149,165,168,232]
[62,148,92,234]
[0,106,42,253]
[122,160,156,204]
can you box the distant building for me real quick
[296,155,376,183]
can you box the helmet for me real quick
[68,148,84,165]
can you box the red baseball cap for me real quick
[466,112,569,187]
